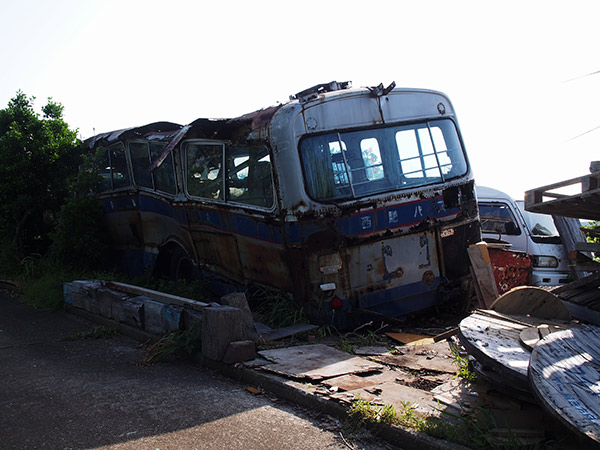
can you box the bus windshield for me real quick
[299,119,467,201]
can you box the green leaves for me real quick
[0,91,81,256]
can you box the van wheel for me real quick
[169,246,195,281]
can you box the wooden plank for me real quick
[555,216,591,280]
[573,242,600,253]
[386,332,434,345]
[529,324,600,446]
[467,243,499,308]
[321,369,399,392]
[519,324,563,351]
[257,323,318,342]
[489,286,571,320]
[257,344,383,381]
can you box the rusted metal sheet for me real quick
[488,247,532,295]
[257,344,383,381]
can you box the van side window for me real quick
[185,143,224,200]
[128,141,177,194]
[479,203,521,236]
[98,143,130,192]
[227,145,274,208]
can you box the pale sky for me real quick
[1,0,598,199]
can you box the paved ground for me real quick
[0,289,398,450]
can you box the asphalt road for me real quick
[0,289,397,450]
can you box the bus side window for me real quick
[110,144,130,189]
[129,142,153,189]
[227,146,274,208]
[185,143,224,200]
[150,142,176,194]
[98,147,112,192]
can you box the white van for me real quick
[476,186,572,287]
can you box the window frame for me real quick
[127,139,178,196]
[182,139,276,211]
[99,142,131,192]
[298,118,468,203]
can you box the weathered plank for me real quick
[519,324,563,351]
[490,286,571,321]
[468,243,499,308]
[258,344,383,381]
[529,324,600,446]
[321,369,399,392]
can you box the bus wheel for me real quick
[169,246,195,281]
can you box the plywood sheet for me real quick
[529,324,600,446]
[321,369,400,392]
[386,332,434,345]
[372,341,457,374]
[258,344,383,381]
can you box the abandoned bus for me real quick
[86,81,481,327]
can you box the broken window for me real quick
[98,143,130,192]
[128,141,176,194]
[300,119,467,201]
[226,145,274,208]
[185,142,224,200]
[479,203,522,236]
[184,142,274,208]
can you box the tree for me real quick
[0,91,80,257]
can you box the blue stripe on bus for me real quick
[104,193,458,245]
[358,277,441,316]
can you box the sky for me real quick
[1,0,598,199]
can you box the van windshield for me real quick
[516,201,559,237]
[299,119,467,201]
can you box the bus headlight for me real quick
[532,255,558,268]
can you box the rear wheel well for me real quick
[153,243,196,281]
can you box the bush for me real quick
[50,197,110,271]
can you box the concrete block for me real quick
[142,298,165,335]
[182,309,203,332]
[96,288,129,319]
[122,297,145,329]
[64,281,101,311]
[201,306,245,361]
[222,340,257,364]
[220,292,258,341]
[162,304,183,333]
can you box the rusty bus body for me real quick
[87,82,481,327]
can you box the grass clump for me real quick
[61,326,119,341]
[250,287,307,329]
[450,342,477,382]
[346,396,425,434]
[143,327,201,365]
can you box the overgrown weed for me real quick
[450,342,477,382]
[143,327,201,365]
[60,326,119,341]
[250,287,307,328]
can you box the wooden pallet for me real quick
[524,171,600,220]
